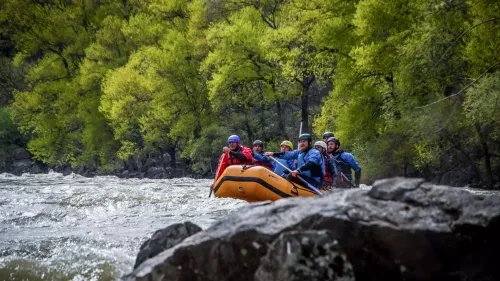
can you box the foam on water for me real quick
[0,172,247,281]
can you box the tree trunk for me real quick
[299,74,315,134]
[159,147,168,172]
[445,134,481,184]
[481,139,493,188]
[245,113,253,142]
[476,125,493,188]
[276,101,288,140]
[301,89,309,134]
[167,145,176,168]
[260,105,265,139]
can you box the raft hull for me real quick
[213,165,320,202]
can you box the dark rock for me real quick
[146,167,168,179]
[439,168,471,187]
[29,162,49,174]
[255,230,354,281]
[143,158,159,173]
[9,147,31,160]
[121,177,500,281]
[11,159,31,168]
[128,172,144,179]
[134,222,202,269]
[73,165,94,177]
[62,166,72,176]
[494,182,500,190]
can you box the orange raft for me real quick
[213,165,322,202]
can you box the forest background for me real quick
[0,0,499,187]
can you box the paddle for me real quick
[268,156,323,197]
[209,153,228,198]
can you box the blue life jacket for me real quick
[280,148,325,183]
[272,158,296,176]
[332,151,360,181]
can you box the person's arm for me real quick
[252,152,266,161]
[354,169,361,186]
[344,153,361,186]
[265,150,297,160]
[255,152,274,163]
[296,150,322,172]
[229,151,247,161]
[280,150,299,160]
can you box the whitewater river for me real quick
[0,172,247,281]
[2,173,497,281]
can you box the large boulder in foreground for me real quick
[122,177,500,281]
[134,222,202,269]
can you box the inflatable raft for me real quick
[213,165,322,202]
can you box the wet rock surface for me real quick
[123,177,500,281]
[134,222,202,269]
[255,230,354,281]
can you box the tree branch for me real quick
[433,17,500,69]
[416,61,500,109]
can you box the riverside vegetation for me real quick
[0,0,499,187]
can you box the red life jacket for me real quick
[214,153,228,184]
[215,146,253,182]
[323,155,333,183]
[227,145,253,165]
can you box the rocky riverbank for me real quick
[122,177,500,281]
[0,147,206,179]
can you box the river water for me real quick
[0,172,247,281]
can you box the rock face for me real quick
[134,222,202,269]
[255,230,354,281]
[122,177,500,281]
[1,147,49,175]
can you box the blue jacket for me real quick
[278,148,325,183]
[332,151,360,181]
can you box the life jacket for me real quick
[214,153,228,182]
[334,151,353,183]
[273,158,296,176]
[323,155,333,183]
[227,145,253,165]
[215,146,253,182]
[297,148,325,180]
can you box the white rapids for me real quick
[0,172,247,281]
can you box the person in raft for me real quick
[214,135,253,182]
[265,133,325,188]
[272,140,296,177]
[326,137,361,188]
[314,140,338,188]
[251,140,273,169]
[322,131,334,143]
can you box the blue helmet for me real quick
[227,135,240,143]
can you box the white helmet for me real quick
[314,141,327,151]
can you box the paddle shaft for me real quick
[298,121,302,151]
[268,156,323,196]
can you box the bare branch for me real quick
[432,17,500,69]
[416,61,500,109]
